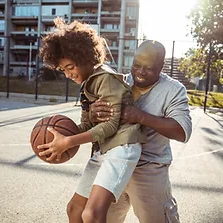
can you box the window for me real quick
[52,8,56,15]
[0,20,4,31]
[13,6,39,16]
[125,40,136,50]
[126,5,137,19]
[124,56,134,67]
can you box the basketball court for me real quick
[0,99,138,223]
[1,98,223,222]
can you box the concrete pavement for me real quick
[0,95,223,223]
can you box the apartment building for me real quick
[0,0,140,77]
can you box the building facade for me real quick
[0,0,140,78]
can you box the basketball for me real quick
[30,114,80,164]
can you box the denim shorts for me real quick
[75,143,141,202]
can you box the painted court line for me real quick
[2,144,223,161]
[174,147,223,160]
[0,143,30,146]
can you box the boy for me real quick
[37,18,146,223]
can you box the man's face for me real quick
[131,54,162,88]
[57,58,93,84]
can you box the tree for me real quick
[179,0,223,85]
[188,0,223,47]
[178,46,223,87]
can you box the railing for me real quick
[73,0,98,2]
[12,0,40,3]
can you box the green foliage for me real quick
[178,47,223,82]
[178,48,207,79]
[180,0,223,83]
[187,90,223,108]
[188,0,223,47]
[49,97,58,102]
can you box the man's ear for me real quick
[157,61,164,73]
[161,61,165,70]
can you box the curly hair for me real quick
[39,18,106,70]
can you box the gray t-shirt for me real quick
[126,72,192,165]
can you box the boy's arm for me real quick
[78,110,94,133]
[88,74,129,144]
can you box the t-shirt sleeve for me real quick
[165,84,192,143]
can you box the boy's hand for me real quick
[37,128,69,161]
[121,105,142,124]
[89,99,114,122]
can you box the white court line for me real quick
[32,163,85,166]
[2,144,223,161]
[174,147,223,160]
[0,143,30,146]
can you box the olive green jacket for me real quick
[78,65,146,154]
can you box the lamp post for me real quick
[204,42,212,113]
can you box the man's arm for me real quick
[89,85,192,143]
[121,105,186,142]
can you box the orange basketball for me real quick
[30,114,79,164]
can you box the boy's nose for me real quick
[64,71,71,78]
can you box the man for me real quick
[90,40,192,222]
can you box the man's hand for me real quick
[121,105,142,124]
[89,99,114,122]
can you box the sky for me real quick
[139,0,198,57]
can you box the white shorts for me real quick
[75,143,141,202]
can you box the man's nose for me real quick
[137,67,144,74]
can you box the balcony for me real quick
[71,13,97,23]
[102,0,121,5]
[11,31,38,36]
[41,15,69,24]
[0,12,4,19]
[125,32,136,39]
[72,0,98,7]
[10,61,29,66]
[101,11,120,16]
[123,49,135,55]
[125,16,137,25]
[108,46,118,51]
[11,16,38,25]
[101,11,120,22]
[100,28,119,33]
[11,45,38,50]
[0,0,5,5]
[11,0,39,3]
[42,0,69,3]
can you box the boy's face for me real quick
[57,58,93,84]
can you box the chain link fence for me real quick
[0,36,222,108]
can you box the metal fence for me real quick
[0,35,81,102]
[0,36,222,107]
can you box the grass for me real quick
[0,77,223,109]
[187,90,223,109]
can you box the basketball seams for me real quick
[33,117,71,129]
[44,116,54,144]
[33,124,78,135]
[31,118,44,147]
